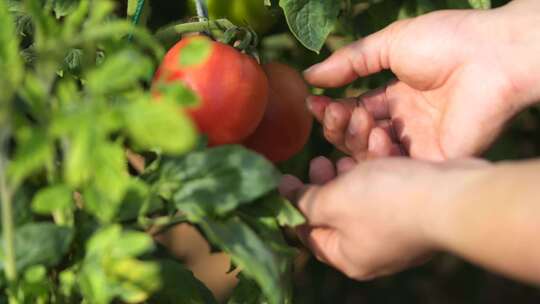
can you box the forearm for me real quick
[428,159,540,285]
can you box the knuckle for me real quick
[323,127,341,142]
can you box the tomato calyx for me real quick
[219,26,259,61]
[155,19,260,62]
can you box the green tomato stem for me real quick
[155,19,235,42]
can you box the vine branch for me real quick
[0,128,16,283]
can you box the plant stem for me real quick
[0,129,17,282]
[155,19,235,42]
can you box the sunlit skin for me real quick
[281,0,540,285]
[305,0,540,161]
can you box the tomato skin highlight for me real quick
[153,36,269,146]
[243,62,313,163]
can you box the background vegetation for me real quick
[1,0,539,303]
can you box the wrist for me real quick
[420,161,493,252]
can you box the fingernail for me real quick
[306,96,313,111]
[324,107,337,129]
[304,63,321,75]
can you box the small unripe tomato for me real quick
[153,36,269,146]
[243,62,313,163]
[189,0,276,34]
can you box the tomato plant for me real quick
[244,62,312,163]
[153,35,269,146]
[3,0,538,304]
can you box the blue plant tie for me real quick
[128,0,145,41]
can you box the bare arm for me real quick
[281,158,540,285]
[429,160,540,284]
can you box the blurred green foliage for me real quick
[1,0,539,303]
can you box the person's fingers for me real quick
[358,82,395,120]
[390,144,405,156]
[308,96,358,123]
[376,120,397,141]
[336,157,356,175]
[295,184,338,226]
[309,156,336,185]
[304,21,405,87]
[307,95,332,123]
[345,106,375,157]
[303,227,339,265]
[279,174,304,202]
[367,127,394,157]
[323,103,353,152]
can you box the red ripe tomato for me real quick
[153,36,269,146]
[243,62,313,163]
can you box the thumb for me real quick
[304,20,405,88]
[294,181,343,227]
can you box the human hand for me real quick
[280,156,490,280]
[305,1,540,161]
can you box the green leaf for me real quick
[279,0,340,53]
[62,0,90,39]
[239,214,297,278]
[0,223,73,273]
[56,105,129,212]
[178,36,212,66]
[109,258,161,303]
[24,265,47,283]
[59,268,77,299]
[86,49,153,94]
[73,141,129,222]
[63,48,83,72]
[85,226,154,259]
[152,81,200,107]
[228,274,267,304]
[0,187,33,233]
[151,259,218,304]
[0,0,23,103]
[92,143,129,203]
[8,127,53,185]
[78,260,113,304]
[53,0,80,18]
[399,0,437,18]
[155,146,280,219]
[245,193,305,227]
[200,217,284,304]
[20,265,51,301]
[31,184,73,214]
[468,0,490,9]
[61,119,100,187]
[122,97,197,155]
[80,226,159,304]
[116,178,163,221]
[19,73,49,119]
[238,204,299,304]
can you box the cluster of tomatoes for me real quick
[152,35,313,163]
